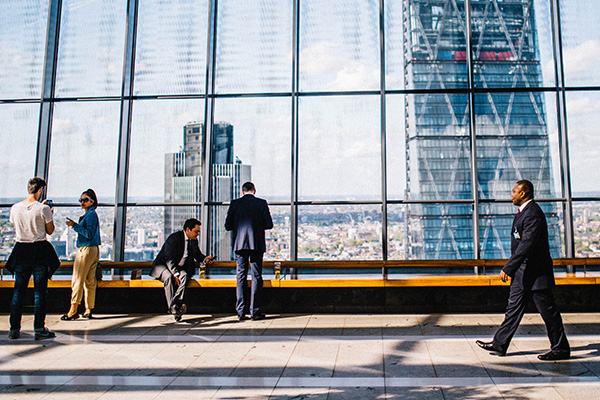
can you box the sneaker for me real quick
[8,329,20,340]
[34,328,56,341]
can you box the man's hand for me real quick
[500,270,510,283]
[204,256,215,265]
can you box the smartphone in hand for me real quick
[46,199,53,207]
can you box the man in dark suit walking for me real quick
[225,182,273,321]
[151,218,214,321]
[476,180,570,360]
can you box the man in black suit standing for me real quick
[476,180,570,360]
[151,218,214,321]
[225,182,273,321]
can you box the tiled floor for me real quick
[1,313,600,399]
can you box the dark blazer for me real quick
[224,194,273,253]
[502,200,555,291]
[5,241,61,278]
[150,231,206,279]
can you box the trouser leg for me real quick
[82,246,99,310]
[235,252,249,316]
[159,269,176,310]
[172,270,189,306]
[32,264,49,330]
[70,248,86,305]
[493,285,530,353]
[249,251,263,316]
[10,265,32,331]
[532,289,570,352]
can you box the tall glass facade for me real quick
[0,0,597,266]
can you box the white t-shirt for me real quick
[9,200,53,243]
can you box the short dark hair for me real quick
[183,218,201,231]
[516,179,534,199]
[28,177,46,194]
[81,188,98,209]
[242,182,255,193]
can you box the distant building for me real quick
[404,0,560,259]
[164,121,251,260]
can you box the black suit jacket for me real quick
[150,231,206,279]
[502,200,555,291]
[224,194,273,253]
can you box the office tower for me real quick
[164,121,251,259]
[404,0,560,259]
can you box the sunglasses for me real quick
[79,198,92,203]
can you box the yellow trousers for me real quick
[71,246,99,309]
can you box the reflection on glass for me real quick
[566,91,600,195]
[299,0,379,92]
[50,206,113,261]
[407,203,473,259]
[0,104,39,201]
[0,0,48,99]
[480,202,563,259]
[212,98,291,202]
[215,0,292,93]
[573,202,600,258]
[209,205,290,262]
[560,0,600,86]
[47,101,120,201]
[298,96,381,201]
[298,205,382,260]
[0,208,13,260]
[124,206,165,261]
[471,0,554,88]
[475,92,559,199]
[386,95,407,200]
[387,204,407,260]
[55,0,126,97]
[392,0,468,91]
[134,0,208,95]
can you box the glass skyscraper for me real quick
[404,0,560,259]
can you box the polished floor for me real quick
[1,312,600,399]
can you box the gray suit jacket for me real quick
[150,231,206,279]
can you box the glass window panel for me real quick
[472,0,555,88]
[212,97,291,202]
[299,0,380,92]
[387,203,407,260]
[386,0,468,90]
[559,0,600,86]
[134,0,209,95]
[480,201,564,260]
[51,206,114,261]
[0,0,48,99]
[386,95,407,200]
[1,208,13,260]
[298,204,382,261]
[124,206,166,261]
[298,96,381,201]
[215,0,292,93]
[573,201,600,259]
[0,104,39,201]
[566,91,600,195]
[129,99,205,202]
[55,0,127,97]
[407,202,473,260]
[209,204,290,262]
[405,93,471,200]
[47,101,120,202]
[129,99,205,237]
[475,92,560,199]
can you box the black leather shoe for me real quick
[8,329,20,340]
[251,313,265,321]
[60,313,79,321]
[476,340,506,356]
[237,314,247,322]
[538,350,570,361]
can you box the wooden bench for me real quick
[1,259,599,288]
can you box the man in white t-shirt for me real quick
[7,177,57,340]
